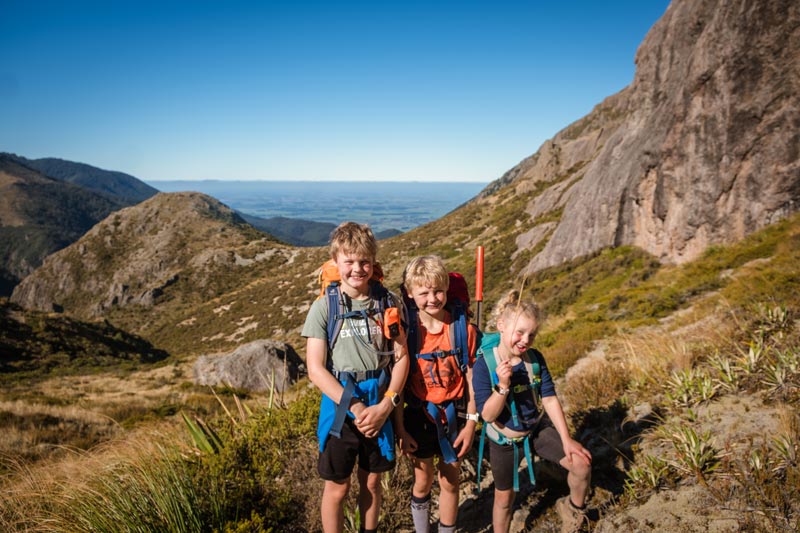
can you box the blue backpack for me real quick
[475,332,543,492]
[317,276,398,460]
[402,273,477,464]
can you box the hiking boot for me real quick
[555,496,589,533]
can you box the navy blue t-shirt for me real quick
[473,347,555,433]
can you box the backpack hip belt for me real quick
[479,420,537,492]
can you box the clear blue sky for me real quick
[1,1,670,182]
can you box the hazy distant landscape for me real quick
[147,180,487,233]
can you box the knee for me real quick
[363,473,383,495]
[438,467,460,494]
[570,458,592,482]
[494,489,515,512]
[414,478,434,496]
[325,479,351,501]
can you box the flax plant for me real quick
[668,425,720,486]
[665,369,718,408]
[623,454,670,500]
[708,352,740,392]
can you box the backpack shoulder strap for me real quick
[476,331,502,487]
[402,289,420,365]
[477,332,501,384]
[447,299,470,373]
[326,282,345,351]
[523,348,543,408]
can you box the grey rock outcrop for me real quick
[193,339,305,393]
[499,0,800,272]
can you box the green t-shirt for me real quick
[302,290,400,373]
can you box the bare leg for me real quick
[357,468,383,531]
[321,478,350,533]
[437,460,461,527]
[559,455,592,507]
[493,487,515,533]
[410,457,435,533]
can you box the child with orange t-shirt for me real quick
[394,255,480,533]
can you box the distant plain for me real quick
[147,180,488,233]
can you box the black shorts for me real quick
[318,417,395,481]
[488,416,566,491]
[403,405,465,460]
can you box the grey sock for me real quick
[411,493,431,533]
[438,522,456,533]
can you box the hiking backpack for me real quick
[402,271,476,464]
[316,259,399,440]
[475,331,543,492]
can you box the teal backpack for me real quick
[475,332,543,492]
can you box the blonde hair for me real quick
[491,289,542,335]
[329,222,377,261]
[402,255,450,292]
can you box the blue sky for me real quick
[1,1,670,182]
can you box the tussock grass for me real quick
[0,400,120,470]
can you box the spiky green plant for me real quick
[668,426,720,486]
[736,341,765,375]
[665,369,718,408]
[708,352,740,392]
[623,454,670,500]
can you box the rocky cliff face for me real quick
[10,192,288,317]
[500,0,799,272]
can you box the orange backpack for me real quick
[317,259,385,299]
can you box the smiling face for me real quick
[409,282,448,319]
[334,251,374,298]
[497,311,539,358]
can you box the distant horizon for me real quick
[149,179,486,233]
[1,1,670,182]
[147,178,490,184]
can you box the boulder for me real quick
[193,339,305,393]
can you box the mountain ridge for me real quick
[2,153,159,205]
[0,154,124,296]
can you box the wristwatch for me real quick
[494,384,510,396]
[464,413,480,423]
[384,390,401,407]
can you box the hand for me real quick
[453,423,476,458]
[562,437,592,466]
[354,401,391,438]
[496,359,513,388]
[397,430,418,456]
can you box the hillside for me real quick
[240,213,337,246]
[0,155,123,297]
[10,192,293,318]
[0,300,169,387]
[2,153,159,205]
[241,213,401,246]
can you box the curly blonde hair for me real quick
[490,289,542,335]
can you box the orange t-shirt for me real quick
[405,311,479,405]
